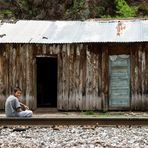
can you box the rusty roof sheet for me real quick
[0,19,148,43]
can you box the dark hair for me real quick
[13,87,22,93]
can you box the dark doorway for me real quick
[36,57,57,108]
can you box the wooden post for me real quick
[101,45,108,112]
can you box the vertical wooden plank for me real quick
[75,44,83,110]
[57,44,63,110]
[58,44,69,110]
[12,44,17,89]
[85,45,91,110]
[52,44,59,109]
[69,44,82,110]
[130,44,139,110]
[130,44,135,110]
[42,44,47,55]
[26,44,34,109]
[48,44,55,55]
[89,44,95,110]
[45,44,50,55]
[97,45,102,110]
[63,44,69,110]
[7,44,12,95]
[85,44,100,110]
[16,44,26,104]
[72,44,78,110]
[36,44,42,55]
[32,44,37,110]
[141,45,146,110]
[55,44,60,55]
[81,44,86,110]
[31,44,36,110]
[7,44,17,93]
[7,44,19,98]
[75,45,79,110]
[138,45,142,110]
[4,44,9,98]
[92,44,100,110]
[101,45,108,111]
[15,44,19,87]
[0,44,7,109]
[3,44,9,107]
[68,44,75,110]
[142,44,148,110]
[131,44,136,110]
[26,44,29,108]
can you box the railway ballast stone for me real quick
[0,126,147,148]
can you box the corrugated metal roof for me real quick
[0,19,148,43]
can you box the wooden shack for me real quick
[0,19,148,111]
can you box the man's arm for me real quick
[20,103,29,110]
[16,107,22,112]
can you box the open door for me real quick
[36,57,57,108]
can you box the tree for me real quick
[0,0,147,20]
[65,0,90,20]
[115,0,137,17]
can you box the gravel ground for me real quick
[0,126,147,148]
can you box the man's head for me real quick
[13,87,22,98]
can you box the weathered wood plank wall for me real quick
[130,43,148,110]
[0,43,148,111]
[143,44,148,110]
[0,44,7,109]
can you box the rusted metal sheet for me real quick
[0,20,148,43]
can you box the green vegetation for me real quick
[82,111,95,115]
[0,0,147,19]
[115,0,137,17]
[0,9,13,14]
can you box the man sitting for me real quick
[5,87,33,117]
